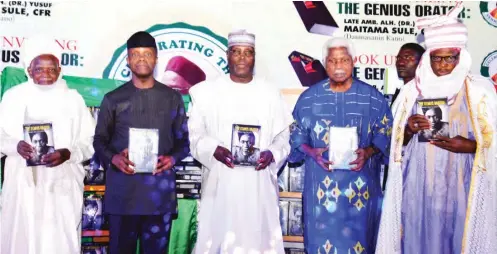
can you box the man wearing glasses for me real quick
[189,29,293,253]
[377,3,497,253]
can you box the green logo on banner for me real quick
[480,50,497,84]
[480,1,497,28]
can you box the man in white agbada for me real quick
[376,3,497,253]
[0,37,95,254]
[189,30,293,253]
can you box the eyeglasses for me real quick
[229,49,255,58]
[430,54,459,64]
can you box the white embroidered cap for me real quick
[227,29,255,48]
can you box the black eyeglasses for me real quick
[430,54,460,64]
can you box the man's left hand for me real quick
[431,135,476,153]
[42,148,71,167]
[349,147,375,171]
[154,155,176,175]
[256,151,274,171]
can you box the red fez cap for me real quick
[165,56,206,85]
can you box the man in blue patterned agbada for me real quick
[289,37,393,253]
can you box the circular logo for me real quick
[103,22,228,94]
[480,1,497,28]
[480,50,497,85]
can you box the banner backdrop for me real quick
[1,0,496,94]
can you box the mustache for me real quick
[333,69,346,75]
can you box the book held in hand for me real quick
[328,126,358,170]
[416,98,449,142]
[23,123,55,166]
[128,128,159,173]
[231,124,261,167]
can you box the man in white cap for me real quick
[189,29,293,253]
[289,36,392,253]
[376,2,497,253]
[0,36,96,253]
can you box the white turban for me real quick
[414,1,471,103]
[227,29,255,48]
[417,2,468,50]
[22,35,62,69]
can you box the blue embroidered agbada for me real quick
[289,78,393,253]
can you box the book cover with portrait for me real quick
[231,124,261,167]
[83,154,105,186]
[128,128,159,173]
[416,98,449,142]
[288,200,304,236]
[23,123,55,166]
[82,192,107,232]
[289,164,305,193]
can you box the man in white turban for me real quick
[0,36,96,254]
[376,2,497,253]
[189,29,293,253]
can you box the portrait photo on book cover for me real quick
[417,99,450,142]
[82,196,104,231]
[231,124,261,167]
[23,124,55,166]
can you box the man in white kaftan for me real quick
[189,30,293,254]
[0,37,95,254]
[376,3,497,253]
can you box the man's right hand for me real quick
[301,144,333,171]
[309,147,333,172]
[406,114,431,134]
[17,141,33,160]
[111,148,135,175]
[213,146,234,168]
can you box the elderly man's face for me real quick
[227,45,255,79]
[430,48,460,77]
[127,47,157,78]
[31,133,47,154]
[240,134,254,154]
[28,54,61,85]
[161,71,191,94]
[325,47,354,83]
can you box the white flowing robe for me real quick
[189,76,293,254]
[0,80,95,254]
[376,75,497,254]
